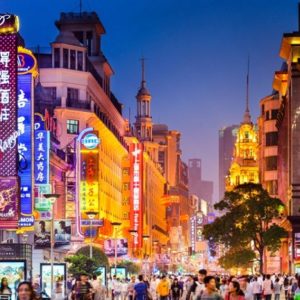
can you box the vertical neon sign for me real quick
[130,143,143,248]
[0,14,20,229]
[17,47,37,228]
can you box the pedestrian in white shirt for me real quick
[252,277,262,300]
[262,275,273,300]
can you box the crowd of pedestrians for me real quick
[4,271,300,299]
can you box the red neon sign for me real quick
[130,143,143,248]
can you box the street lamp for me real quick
[43,193,60,299]
[142,235,150,258]
[129,229,137,258]
[86,211,98,259]
[111,222,121,275]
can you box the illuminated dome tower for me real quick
[226,66,259,190]
[134,58,152,141]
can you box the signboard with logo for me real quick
[79,130,100,228]
[34,130,50,185]
[0,14,19,179]
[130,143,143,248]
[190,216,196,254]
[17,47,37,228]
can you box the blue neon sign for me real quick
[34,130,50,185]
[18,73,32,217]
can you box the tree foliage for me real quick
[219,247,256,270]
[76,246,109,267]
[203,183,287,273]
[65,254,98,277]
[65,246,109,277]
[117,260,140,275]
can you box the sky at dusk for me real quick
[1,0,299,201]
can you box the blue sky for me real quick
[1,0,299,200]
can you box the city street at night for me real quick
[0,1,300,299]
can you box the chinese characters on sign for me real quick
[130,143,143,248]
[190,216,196,254]
[17,74,32,218]
[34,130,50,185]
[0,21,18,177]
[79,131,100,235]
[0,15,20,229]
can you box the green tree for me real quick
[203,183,287,273]
[65,254,98,277]
[219,247,256,270]
[76,246,109,267]
[117,260,140,275]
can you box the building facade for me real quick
[219,125,238,200]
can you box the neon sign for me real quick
[130,143,143,248]
[0,19,18,177]
[80,131,99,213]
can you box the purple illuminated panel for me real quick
[0,177,19,229]
[0,33,18,177]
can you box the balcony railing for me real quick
[66,98,91,110]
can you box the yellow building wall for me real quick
[227,122,259,190]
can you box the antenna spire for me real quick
[243,56,252,124]
[141,57,146,87]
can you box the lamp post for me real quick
[142,235,150,276]
[86,211,98,259]
[129,229,137,258]
[43,193,60,300]
[111,222,121,275]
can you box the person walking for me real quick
[170,278,183,300]
[252,277,262,300]
[156,275,170,300]
[262,275,273,300]
[17,281,40,300]
[273,278,281,300]
[134,275,148,300]
[224,281,245,300]
[195,276,222,300]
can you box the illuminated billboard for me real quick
[17,47,37,228]
[34,130,50,185]
[79,130,100,232]
[0,259,26,300]
[34,220,71,249]
[0,15,19,177]
[40,263,66,299]
[0,178,19,229]
[104,239,128,257]
[129,143,143,248]
[0,14,20,229]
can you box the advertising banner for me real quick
[80,132,100,212]
[0,260,26,300]
[34,130,50,185]
[17,47,37,228]
[129,143,143,248]
[110,267,127,279]
[0,177,19,228]
[40,263,66,299]
[17,74,32,216]
[0,15,18,177]
[34,220,71,249]
[104,239,128,257]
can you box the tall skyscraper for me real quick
[188,159,214,210]
[219,125,238,199]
